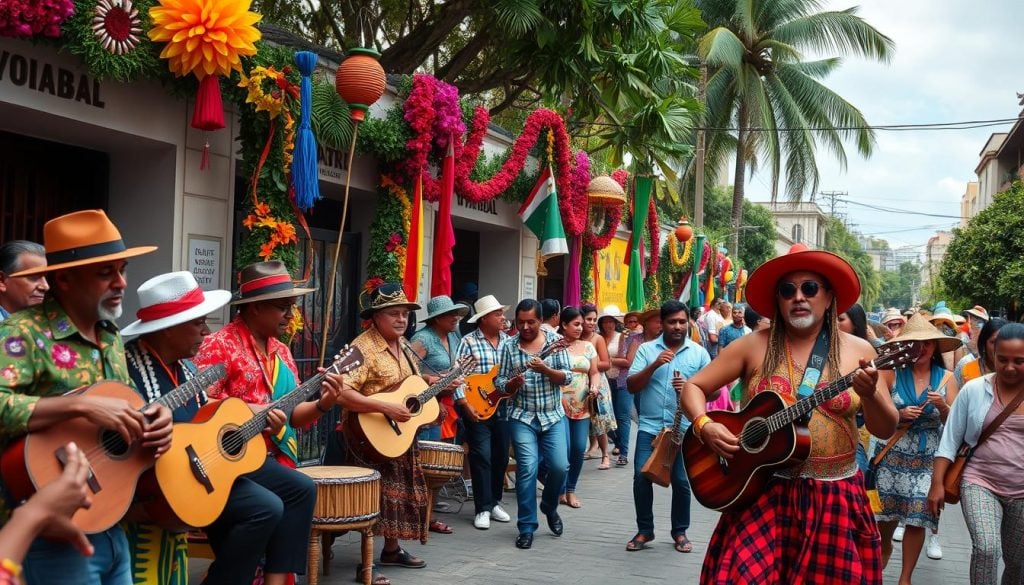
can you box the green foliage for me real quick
[311,74,353,150]
[580,245,595,304]
[657,242,675,306]
[823,217,880,309]
[366,187,404,283]
[467,149,540,205]
[357,103,411,163]
[695,186,775,270]
[941,181,1024,317]
[878,261,920,310]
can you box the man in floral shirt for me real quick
[0,210,173,585]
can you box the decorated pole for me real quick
[626,176,653,311]
[319,48,386,367]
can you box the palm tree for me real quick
[695,0,894,256]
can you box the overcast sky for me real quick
[743,0,1024,255]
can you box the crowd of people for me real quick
[0,211,1021,585]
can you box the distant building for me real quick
[921,230,953,293]
[755,201,829,255]
[960,181,980,227]
[972,94,1024,220]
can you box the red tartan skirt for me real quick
[701,471,882,585]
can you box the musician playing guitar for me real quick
[194,261,343,585]
[679,244,898,585]
[336,282,434,583]
[0,210,173,585]
[624,301,710,554]
[120,271,232,585]
[453,294,512,530]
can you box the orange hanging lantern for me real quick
[586,175,627,208]
[675,217,693,242]
[335,48,386,122]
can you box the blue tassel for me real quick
[292,51,320,211]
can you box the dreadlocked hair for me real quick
[760,296,843,383]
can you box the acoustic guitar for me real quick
[682,341,919,512]
[151,347,363,528]
[463,338,570,420]
[0,364,226,534]
[346,354,476,461]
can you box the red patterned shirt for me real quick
[194,315,299,405]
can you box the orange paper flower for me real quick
[148,0,261,79]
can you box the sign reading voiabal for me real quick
[188,237,221,291]
[0,49,105,108]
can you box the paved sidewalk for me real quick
[191,452,975,584]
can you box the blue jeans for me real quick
[633,430,691,538]
[565,417,590,493]
[416,425,442,441]
[24,525,131,585]
[608,377,632,457]
[457,404,510,514]
[509,417,568,535]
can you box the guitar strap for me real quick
[796,326,831,400]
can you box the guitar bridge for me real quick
[186,444,215,494]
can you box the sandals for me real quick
[615,456,628,467]
[378,547,426,569]
[674,534,693,553]
[626,533,654,551]
[354,564,391,585]
[598,455,611,470]
[429,519,453,534]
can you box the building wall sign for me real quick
[188,236,221,291]
[0,49,105,108]
[596,237,628,310]
[317,145,347,183]
[456,195,498,216]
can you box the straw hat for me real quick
[12,210,156,276]
[466,294,509,324]
[884,313,962,354]
[623,311,641,323]
[358,282,420,319]
[744,243,860,319]
[963,305,989,322]
[638,308,660,324]
[928,301,957,330]
[121,272,231,336]
[424,295,470,320]
[231,261,315,305]
[881,307,906,325]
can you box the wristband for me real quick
[315,399,330,414]
[693,414,713,443]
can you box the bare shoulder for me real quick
[838,331,876,370]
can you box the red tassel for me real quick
[200,139,210,170]
[192,75,226,131]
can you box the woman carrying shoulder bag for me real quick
[928,323,1024,585]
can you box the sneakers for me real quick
[491,504,511,523]
[474,511,491,530]
[892,525,904,542]
[926,534,943,560]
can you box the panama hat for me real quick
[358,282,420,319]
[638,308,660,324]
[884,312,962,354]
[881,307,906,325]
[11,210,156,276]
[230,261,315,305]
[466,294,508,324]
[121,272,231,336]
[424,295,470,321]
[963,305,989,322]
[598,304,624,325]
[744,243,860,319]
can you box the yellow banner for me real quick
[597,237,628,311]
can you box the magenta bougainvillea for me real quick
[0,0,74,38]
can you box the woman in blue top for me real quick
[410,295,469,442]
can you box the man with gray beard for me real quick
[0,210,172,585]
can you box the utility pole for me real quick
[818,190,847,218]
[694,62,707,227]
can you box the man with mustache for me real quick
[680,243,899,584]
[0,240,49,321]
[0,210,173,584]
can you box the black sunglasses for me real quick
[777,280,822,300]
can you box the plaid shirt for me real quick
[495,329,574,431]
[453,328,508,400]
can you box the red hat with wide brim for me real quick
[744,244,860,319]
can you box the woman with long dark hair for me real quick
[558,307,601,508]
[953,317,1008,396]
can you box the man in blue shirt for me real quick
[625,301,710,554]
[717,303,752,351]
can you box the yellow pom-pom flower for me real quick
[148,0,261,78]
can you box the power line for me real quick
[583,116,1019,133]
[837,198,963,219]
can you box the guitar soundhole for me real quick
[100,429,130,458]
[221,429,244,457]
[404,397,421,415]
[740,418,771,453]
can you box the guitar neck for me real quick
[417,364,467,405]
[508,342,563,379]
[152,363,226,413]
[770,354,894,428]
[242,370,328,440]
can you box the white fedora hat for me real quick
[466,294,509,324]
[121,271,232,337]
[598,304,624,323]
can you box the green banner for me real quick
[689,234,706,309]
[626,176,653,311]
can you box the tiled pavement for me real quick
[190,450,975,584]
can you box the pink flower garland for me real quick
[0,0,73,38]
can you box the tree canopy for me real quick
[878,261,920,311]
[823,217,880,309]
[941,181,1024,318]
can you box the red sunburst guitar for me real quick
[682,341,919,512]
[462,338,570,420]
[0,364,226,533]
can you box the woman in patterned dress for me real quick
[579,304,617,469]
[874,314,960,583]
[559,307,601,508]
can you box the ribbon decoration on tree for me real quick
[148,0,261,169]
[626,176,653,311]
[291,51,320,210]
